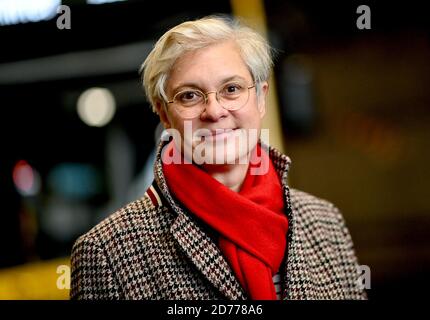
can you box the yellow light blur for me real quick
[0,258,70,300]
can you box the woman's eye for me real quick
[179,91,199,101]
[223,84,243,95]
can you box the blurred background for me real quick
[0,0,429,300]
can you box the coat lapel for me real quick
[266,144,294,300]
[170,211,247,300]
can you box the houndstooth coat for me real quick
[70,141,367,300]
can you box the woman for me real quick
[71,16,366,300]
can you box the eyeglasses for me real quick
[166,81,256,119]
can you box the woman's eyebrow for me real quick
[172,76,248,93]
[172,83,202,93]
[219,75,247,84]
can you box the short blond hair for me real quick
[140,15,273,113]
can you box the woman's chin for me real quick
[179,129,259,165]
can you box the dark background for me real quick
[1,0,429,299]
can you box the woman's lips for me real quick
[197,128,238,141]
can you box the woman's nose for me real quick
[200,92,228,121]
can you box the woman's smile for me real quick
[197,128,238,141]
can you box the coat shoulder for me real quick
[290,188,340,211]
[287,187,356,257]
[73,191,164,250]
[70,196,158,300]
[289,187,346,226]
[290,189,354,252]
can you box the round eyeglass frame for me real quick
[165,83,256,119]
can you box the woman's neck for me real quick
[201,161,250,192]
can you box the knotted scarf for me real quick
[162,141,288,299]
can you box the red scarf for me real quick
[162,141,288,300]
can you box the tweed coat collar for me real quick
[152,139,293,300]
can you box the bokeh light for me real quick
[77,87,116,127]
[12,160,41,196]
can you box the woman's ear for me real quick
[155,100,171,129]
[257,81,269,119]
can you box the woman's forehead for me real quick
[167,42,252,90]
